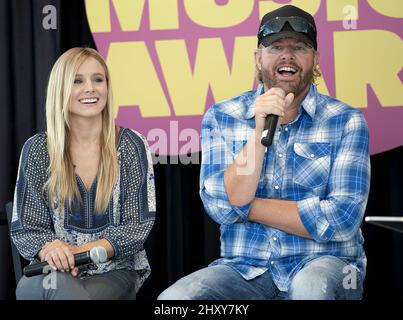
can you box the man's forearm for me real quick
[249,198,312,239]
[224,132,266,206]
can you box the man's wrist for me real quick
[253,130,266,151]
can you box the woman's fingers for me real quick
[62,246,75,270]
[70,267,79,277]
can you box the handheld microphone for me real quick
[260,89,294,147]
[260,114,279,147]
[23,246,108,277]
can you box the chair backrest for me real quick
[5,202,24,284]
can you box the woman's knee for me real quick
[16,276,44,300]
[48,272,89,299]
[17,271,88,300]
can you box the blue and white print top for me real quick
[11,128,156,292]
[200,84,370,291]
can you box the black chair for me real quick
[5,202,26,285]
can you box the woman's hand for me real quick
[38,239,79,277]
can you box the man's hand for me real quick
[38,239,79,277]
[255,87,294,133]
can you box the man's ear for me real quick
[314,50,320,69]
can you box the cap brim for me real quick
[260,31,314,48]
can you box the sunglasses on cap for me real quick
[258,16,316,46]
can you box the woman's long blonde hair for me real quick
[44,47,118,214]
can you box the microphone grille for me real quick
[90,246,108,264]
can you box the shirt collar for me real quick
[300,84,317,120]
[245,84,318,120]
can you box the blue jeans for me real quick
[158,256,363,300]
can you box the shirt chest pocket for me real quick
[293,142,331,189]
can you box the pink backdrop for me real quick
[87,0,403,156]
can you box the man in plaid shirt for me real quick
[159,5,370,300]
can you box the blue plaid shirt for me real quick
[200,84,370,291]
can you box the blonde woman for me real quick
[10,47,156,300]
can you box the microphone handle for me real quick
[74,251,91,265]
[23,251,91,277]
[261,115,279,147]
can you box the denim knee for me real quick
[288,256,363,300]
[158,283,192,300]
[289,267,335,300]
[158,266,231,300]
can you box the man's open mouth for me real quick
[276,66,298,77]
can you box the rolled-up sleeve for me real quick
[103,132,155,260]
[200,108,252,225]
[11,136,57,261]
[297,111,370,243]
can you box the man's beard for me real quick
[261,66,314,98]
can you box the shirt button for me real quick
[270,261,275,265]
[273,237,277,241]
[310,154,315,158]
[284,127,289,132]
[278,153,283,158]
[274,185,279,190]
